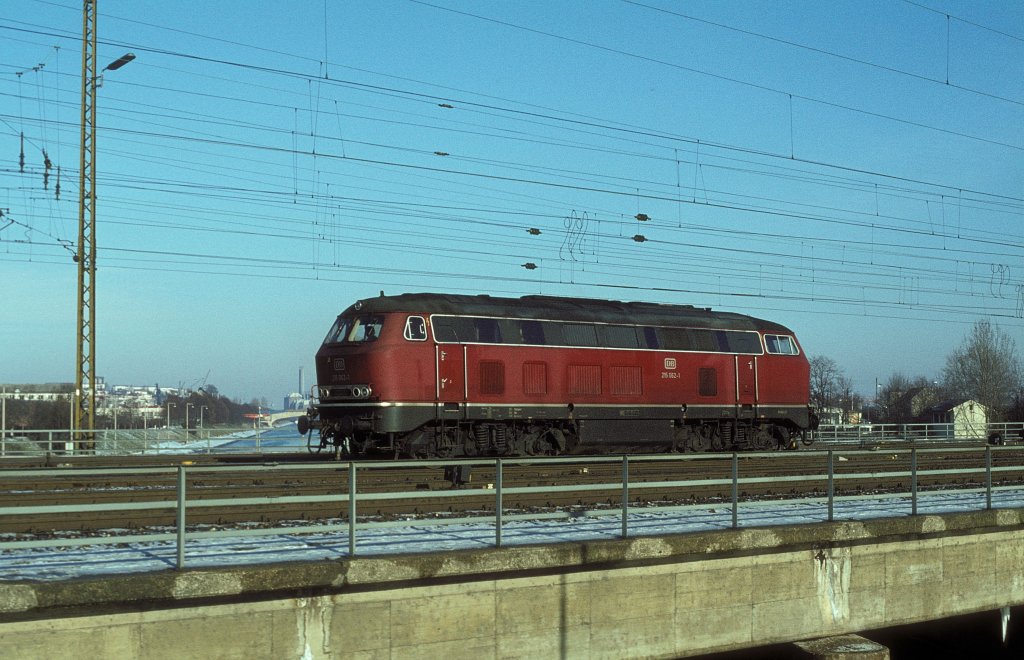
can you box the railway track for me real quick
[2,446,1023,537]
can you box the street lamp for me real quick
[185,403,193,436]
[166,402,175,429]
[104,52,135,73]
[199,405,208,429]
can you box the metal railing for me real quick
[811,421,1024,445]
[0,426,299,457]
[3,421,1022,457]
[2,446,1024,569]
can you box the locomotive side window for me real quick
[563,323,597,347]
[690,329,717,352]
[765,334,799,355]
[641,327,660,349]
[433,316,473,342]
[716,330,764,355]
[474,318,502,343]
[520,320,545,345]
[659,327,693,351]
[602,325,640,349]
[404,316,427,341]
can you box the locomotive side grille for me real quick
[523,362,547,395]
[698,368,718,396]
[610,366,642,396]
[568,365,601,395]
[479,360,505,395]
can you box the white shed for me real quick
[925,399,990,440]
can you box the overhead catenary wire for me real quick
[1,4,1021,331]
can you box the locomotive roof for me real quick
[341,293,794,335]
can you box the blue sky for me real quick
[1,0,1022,404]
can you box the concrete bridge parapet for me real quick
[1,509,1023,658]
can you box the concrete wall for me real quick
[2,510,1024,659]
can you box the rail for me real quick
[2,446,1024,570]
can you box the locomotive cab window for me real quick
[323,317,352,345]
[404,316,427,341]
[347,316,384,342]
[765,334,799,355]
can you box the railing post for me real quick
[731,453,738,528]
[827,450,834,522]
[176,465,186,569]
[621,455,629,538]
[985,446,993,510]
[495,458,503,548]
[348,462,357,556]
[911,448,918,516]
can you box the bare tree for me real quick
[836,375,863,421]
[942,320,1022,421]
[810,355,851,423]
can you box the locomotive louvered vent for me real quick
[699,368,718,397]
[479,360,505,395]
[523,362,547,395]
[567,365,601,396]
[610,366,642,396]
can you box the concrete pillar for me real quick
[794,634,889,660]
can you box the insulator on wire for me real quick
[527,228,541,235]
[633,234,647,243]
[42,149,51,190]
[635,213,650,221]
[55,166,61,200]
[19,133,25,173]
[522,262,537,270]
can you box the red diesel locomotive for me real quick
[299,293,818,457]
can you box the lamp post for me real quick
[72,2,136,450]
[185,403,193,437]
[166,402,175,431]
[199,405,208,430]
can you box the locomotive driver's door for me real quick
[435,343,466,407]
[736,355,757,407]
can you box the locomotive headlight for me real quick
[319,386,331,399]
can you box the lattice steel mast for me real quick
[74,0,98,450]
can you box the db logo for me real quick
[664,358,677,370]
[334,358,346,371]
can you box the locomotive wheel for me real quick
[688,426,713,452]
[751,428,772,451]
[772,426,795,450]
